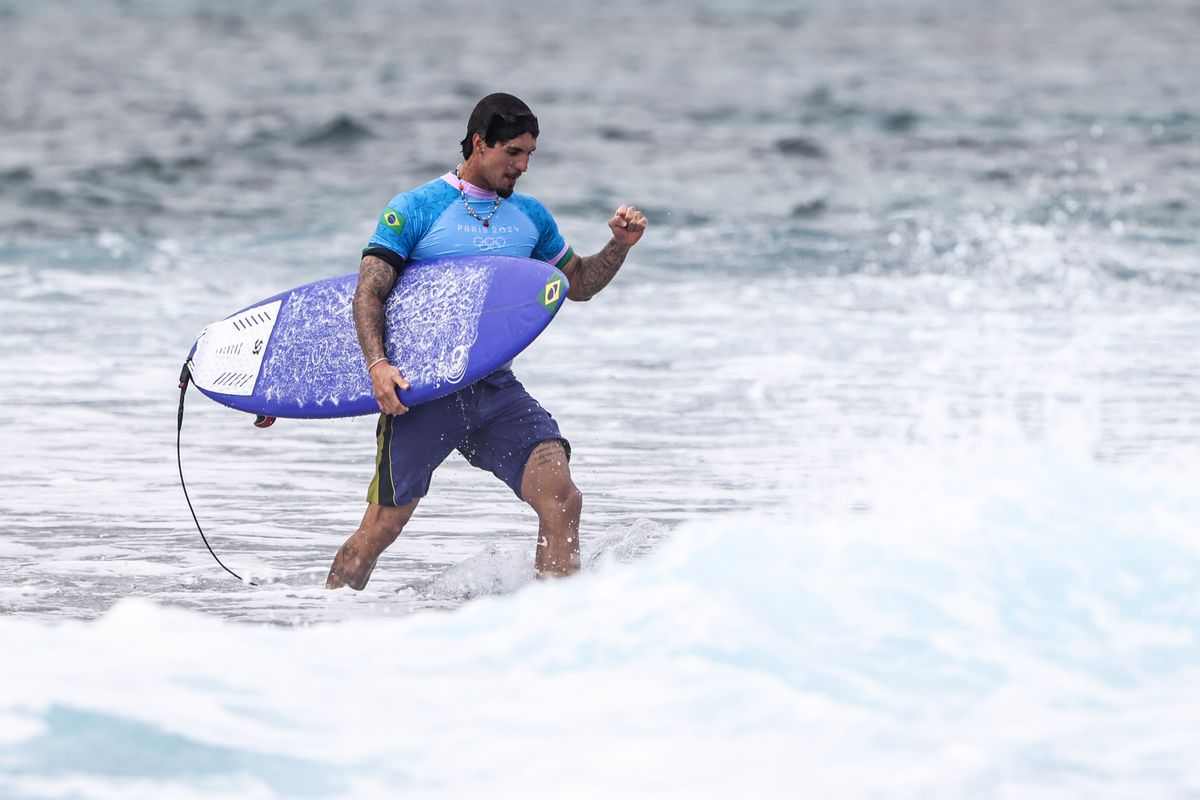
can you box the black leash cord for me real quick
[177,362,257,586]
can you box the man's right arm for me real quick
[354,254,411,415]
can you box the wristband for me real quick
[366,357,389,372]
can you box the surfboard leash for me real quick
[177,361,258,586]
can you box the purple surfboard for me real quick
[186,255,568,419]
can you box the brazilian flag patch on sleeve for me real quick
[380,208,405,234]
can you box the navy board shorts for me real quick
[367,369,570,507]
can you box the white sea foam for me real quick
[1,445,1198,798]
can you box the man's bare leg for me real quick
[326,499,420,590]
[520,440,582,577]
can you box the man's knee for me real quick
[359,500,418,549]
[372,501,416,531]
[327,501,418,591]
[527,474,583,521]
[554,481,584,518]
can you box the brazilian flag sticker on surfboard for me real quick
[540,275,565,312]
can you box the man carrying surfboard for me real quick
[326,93,647,590]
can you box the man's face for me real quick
[475,132,536,198]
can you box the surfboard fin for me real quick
[253,415,276,429]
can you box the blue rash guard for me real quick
[360,171,575,507]
[364,170,575,269]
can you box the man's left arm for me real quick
[561,205,648,301]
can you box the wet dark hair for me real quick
[460,93,540,159]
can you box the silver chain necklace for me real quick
[456,166,501,228]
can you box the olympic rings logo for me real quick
[473,236,507,251]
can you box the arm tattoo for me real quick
[568,239,630,301]
[353,255,399,363]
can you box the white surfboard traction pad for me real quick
[190,300,282,397]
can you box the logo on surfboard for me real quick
[443,344,470,383]
[541,277,563,310]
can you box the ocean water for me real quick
[1,0,1198,796]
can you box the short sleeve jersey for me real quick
[365,171,574,268]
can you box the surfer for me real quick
[326,93,647,590]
